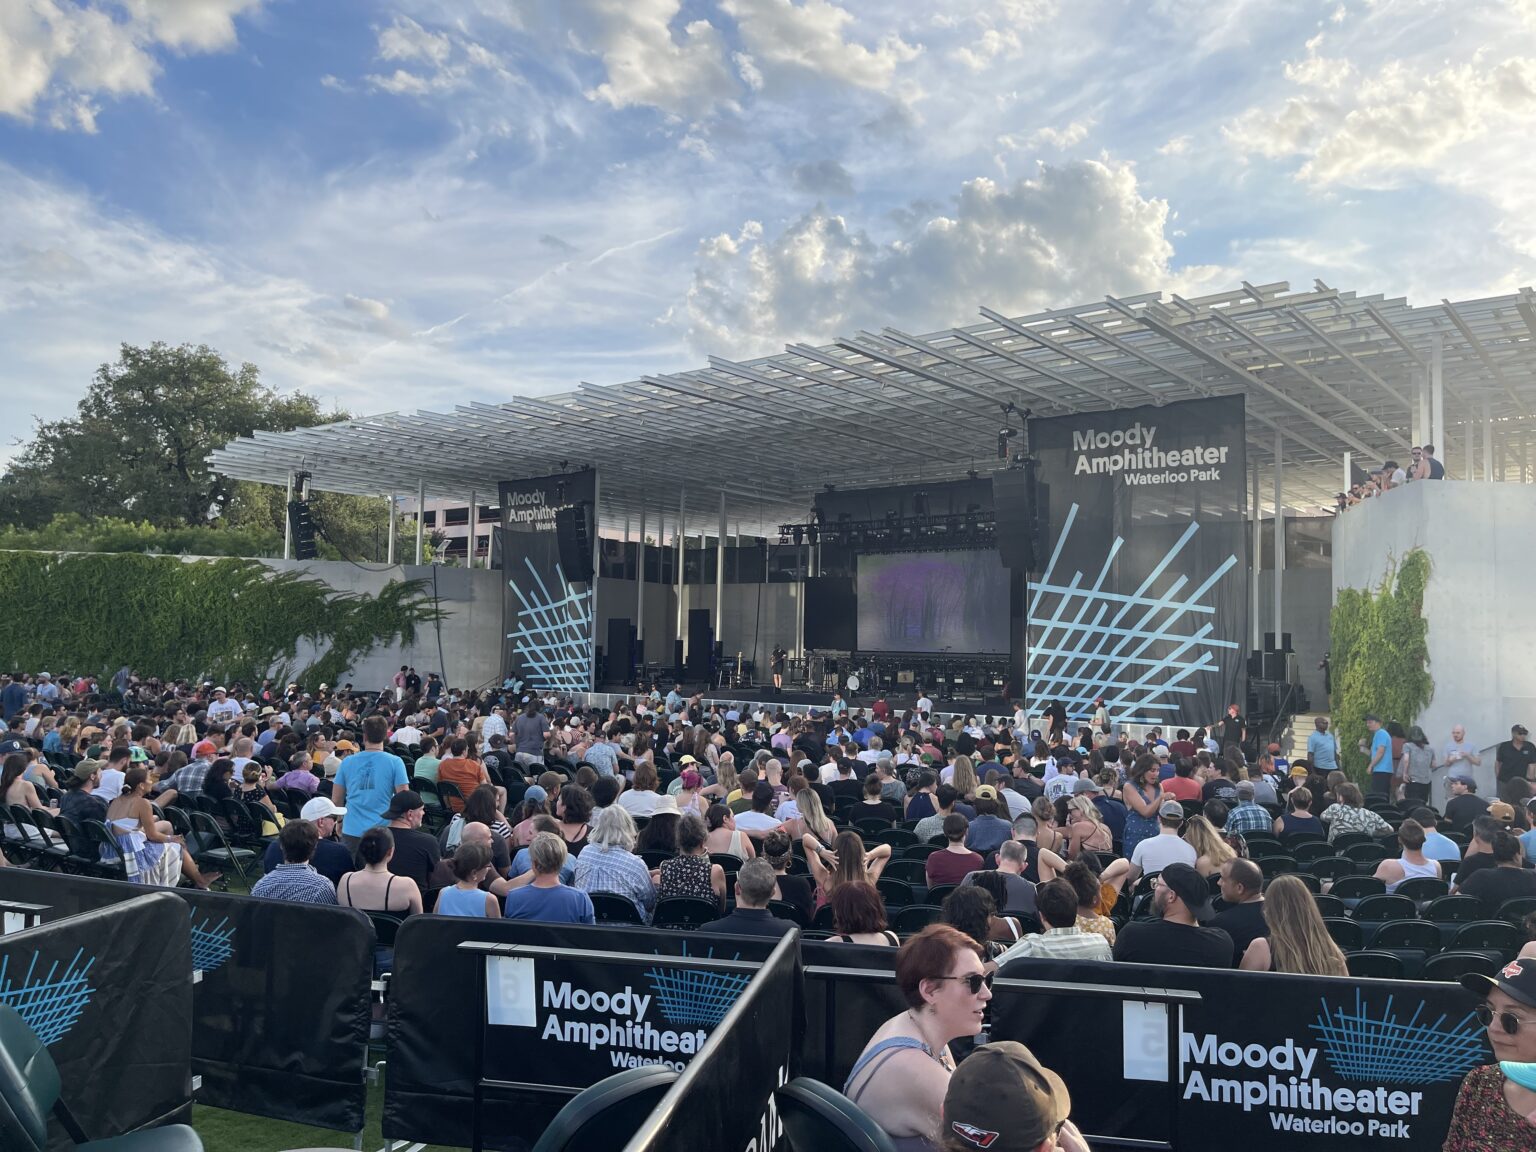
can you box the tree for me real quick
[0,342,331,529]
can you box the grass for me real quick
[191,1072,460,1152]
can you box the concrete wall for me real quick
[595,575,800,677]
[258,559,504,693]
[1333,481,1536,802]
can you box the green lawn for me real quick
[191,1074,459,1152]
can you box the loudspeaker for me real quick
[554,502,595,583]
[607,618,634,684]
[287,500,317,560]
[1247,651,1264,680]
[992,463,1045,571]
[1263,631,1294,653]
[686,609,712,679]
[1263,651,1287,681]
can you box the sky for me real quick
[3,0,1536,468]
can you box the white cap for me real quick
[301,797,347,821]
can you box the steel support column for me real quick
[1274,432,1284,647]
[415,478,425,566]
[283,473,294,560]
[385,492,396,565]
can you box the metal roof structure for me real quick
[210,279,1536,535]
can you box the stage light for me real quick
[792,526,804,545]
[778,529,789,545]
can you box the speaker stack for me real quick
[554,501,595,583]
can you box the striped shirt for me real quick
[1225,802,1273,835]
[995,926,1113,966]
[250,863,338,905]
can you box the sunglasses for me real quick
[936,972,994,995]
[1476,1003,1531,1035]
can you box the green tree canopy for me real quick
[0,342,330,529]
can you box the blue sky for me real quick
[3,0,1535,465]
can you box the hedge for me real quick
[0,551,443,689]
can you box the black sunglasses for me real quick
[936,973,994,995]
[1476,1003,1530,1034]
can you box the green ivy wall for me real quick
[1329,548,1433,779]
[0,551,443,688]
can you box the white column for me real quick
[1430,333,1445,462]
[1273,431,1284,646]
[415,478,426,565]
[1484,402,1495,484]
[1250,458,1261,651]
[1415,371,1429,448]
[1343,451,1352,495]
[467,489,477,570]
[386,493,396,564]
[637,501,647,663]
[676,487,687,662]
[283,473,294,560]
[1464,417,1474,483]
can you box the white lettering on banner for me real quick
[745,1064,789,1152]
[1177,1030,1425,1140]
[1066,421,1232,482]
[537,978,707,1069]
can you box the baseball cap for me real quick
[1516,725,1530,737]
[796,759,813,771]
[1489,801,1517,824]
[335,739,358,752]
[301,796,347,822]
[1363,713,1381,724]
[522,784,548,807]
[1464,957,1536,1010]
[128,746,150,763]
[1160,862,1215,922]
[213,686,227,694]
[1236,781,1255,799]
[1449,772,1476,788]
[974,784,998,801]
[192,740,218,758]
[71,758,104,783]
[1289,764,1309,778]
[1158,800,1185,821]
[1153,745,1170,758]
[385,791,424,817]
[1073,778,1102,795]
[941,1041,1071,1152]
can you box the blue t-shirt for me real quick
[334,749,408,837]
[1307,731,1339,771]
[1369,729,1393,775]
[509,848,576,885]
[504,884,595,924]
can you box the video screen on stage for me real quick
[856,550,1010,654]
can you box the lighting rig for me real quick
[777,509,996,553]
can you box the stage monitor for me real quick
[856,550,1009,654]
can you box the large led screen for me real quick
[856,550,1010,654]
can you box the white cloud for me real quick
[946,0,1055,72]
[1029,119,1094,149]
[718,0,921,92]
[1158,135,1192,155]
[0,0,262,130]
[682,158,1221,355]
[563,0,738,116]
[366,16,508,96]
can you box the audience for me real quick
[996,878,1111,964]
[701,858,795,937]
[1112,863,1233,968]
[573,804,657,922]
[503,832,595,924]
[1238,874,1347,976]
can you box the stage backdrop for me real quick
[1024,395,1247,727]
[499,469,598,692]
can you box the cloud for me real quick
[1158,135,1192,155]
[682,158,1219,356]
[718,0,921,93]
[1225,53,1536,187]
[791,158,854,195]
[0,0,262,130]
[946,0,1056,72]
[563,0,739,116]
[365,15,508,96]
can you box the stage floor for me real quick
[595,682,1010,716]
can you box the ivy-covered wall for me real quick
[1329,548,1433,779]
[0,551,443,688]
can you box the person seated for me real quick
[1111,862,1232,969]
[503,832,595,924]
[251,820,338,905]
[264,796,354,884]
[573,804,657,922]
[337,827,423,918]
[940,1040,1089,1152]
[1459,831,1536,906]
[941,884,1020,959]
[843,925,993,1151]
[926,814,984,889]
[657,812,727,906]
[701,858,797,937]
[433,840,502,918]
[828,880,900,946]
[1374,817,1443,893]
[996,878,1112,965]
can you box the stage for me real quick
[594,682,1011,716]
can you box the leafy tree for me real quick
[0,342,330,529]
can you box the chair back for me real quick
[590,893,645,924]
[1351,894,1417,922]
[1422,950,1500,982]
[775,1077,898,1152]
[0,1003,59,1152]
[1345,950,1406,979]
[530,1066,678,1152]
[653,896,721,930]
[367,911,405,949]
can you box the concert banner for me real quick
[0,870,372,1134]
[384,917,782,1152]
[1025,395,1248,726]
[624,931,803,1152]
[498,468,598,692]
[990,956,1484,1150]
[0,892,192,1148]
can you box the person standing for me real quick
[1440,724,1482,808]
[1216,704,1245,752]
[1306,716,1339,773]
[771,645,787,694]
[1364,714,1393,797]
[332,715,409,850]
[1497,724,1536,786]
[1399,726,1435,804]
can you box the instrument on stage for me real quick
[846,672,861,693]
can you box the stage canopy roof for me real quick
[210,279,1536,534]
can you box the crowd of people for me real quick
[1336,442,1446,510]
[4,668,1533,1151]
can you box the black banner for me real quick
[0,892,192,1149]
[384,917,782,1152]
[499,468,598,691]
[990,956,1484,1150]
[624,930,803,1152]
[1025,395,1248,726]
[0,870,371,1134]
